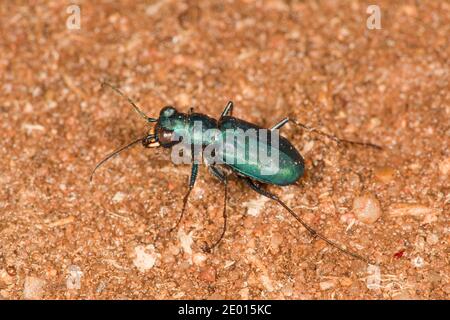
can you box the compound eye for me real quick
[160,106,176,118]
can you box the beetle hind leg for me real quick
[290,118,382,150]
[240,177,374,264]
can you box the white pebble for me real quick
[22,123,45,134]
[352,193,382,224]
[389,203,438,217]
[319,280,335,291]
[133,245,159,272]
[193,253,207,266]
[412,256,424,268]
[260,275,274,292]
[178,229,194,256]
[366,264,381,290]
[112,192,126,203]
[66,265,83,290]
[243,196,269,217]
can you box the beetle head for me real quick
[143,106,183,148]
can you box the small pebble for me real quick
[22,123,45,134]
[178,229,194,256]
[193,253,207,266]
[66,265,83,290]
[319,280,335,291]
[412,256,424,268]
[269,233,283,254]
[112,192,126,203]
[243,196,269,217]
[373,166,396,183]
[389,203,438,217]
[352,193,382,224]
[133,245,159,272]
[260,275,274,292]
[366,265,381,290]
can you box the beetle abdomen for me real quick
[218,117,304,186]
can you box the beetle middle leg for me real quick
[202,165,228,253]
[240,176,373,264]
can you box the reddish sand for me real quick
[0,1,448,299]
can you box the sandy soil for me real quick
[0,1,449,299]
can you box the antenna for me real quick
[90,136,148,182]
[100,81,157,123]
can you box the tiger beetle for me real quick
[91,81,382,264]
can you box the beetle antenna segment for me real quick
[243,178,375,264]
[291,119,382,150]
[100,81,158,123]
[90,136,151,182]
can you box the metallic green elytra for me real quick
[218,116,304,186]
[92,82,382,263]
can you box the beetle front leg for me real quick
[169,163,199,232]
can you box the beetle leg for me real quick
[219,101,234,120]
[100,80,157,122]
[169,163,199,232]
[240,177,374,264]
[270,117,289,130]
[208,165,226,182]
[203,166,228,252]
[90,137,146,182]
[290,119,382,150]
